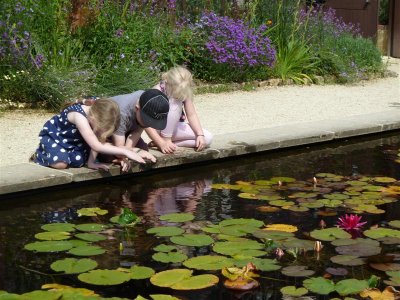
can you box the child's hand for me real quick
[137,149,157,163]
[195,135,206,151]
[125,150,146,164]
[159,140,177,154]
[87,161,111,171]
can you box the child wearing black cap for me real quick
[87,89,169,171]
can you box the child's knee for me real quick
[50,161,69,169]
[204,131,213,146]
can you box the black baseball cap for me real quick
[139,89,169,130]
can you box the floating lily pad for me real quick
[238,193,258,200]
[19,290,62,300]
[280,286,308,297]
[159,213,194,223]
[286,206,309,212]
[389,220,400,229]
[183,255,233,270]
[369,263,400,272]
[282,238,315,251]
[171,274,219,290]
[67,245,105,256]
[270,177,296,183]
[256,206,280,213]
[211,183,242,190]
[233,258,281,272]
[150,269,192,287]
[289,192,318,199]
[77,207,108,217]
[269,200,295,207]
[252,229,294,240]
[75,233,106,242]
[35,231,71,241]
[170,234,214,247]
[147,226,185,237]
[335,242,381,257]
[129,265,155,279]
[317,199,343,207]
[68,239,90,247]
[323,194,349,200]
[153,251,188,263]
[219,218,264,228]
[50,258,98,274]
[364,228,400,239]
[335,278,369,296]
[310,227,351,241]
[372,176,397,183]
[281,265,315,277]
[264,224,298,233]
[219,225,260,237]
[78,269,131,285]
[75,223,108,232]
[330,255,365,266]
[303,277,335,295]
[41,223,76,232]
[213,240,263,256]
[153,244,177,252]
[24,241,73,252]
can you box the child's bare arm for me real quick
[184,99,206,151]
[145,127,176,154]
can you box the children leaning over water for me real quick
[32,95,167,171]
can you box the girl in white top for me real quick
[145,66,213,154]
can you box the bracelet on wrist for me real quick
[197,134,204,137]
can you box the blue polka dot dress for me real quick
[34,104,90,168]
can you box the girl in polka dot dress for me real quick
[33,98,147,170]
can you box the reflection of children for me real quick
[146,67,213,154]
[33,98,146,170]
[142,180,212,220]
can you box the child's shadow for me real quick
[390,102,400,108]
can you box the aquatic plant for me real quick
[337,214,367,232]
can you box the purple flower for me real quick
[33,53,45,69]
[115,28,124,38]
[120,53,125,59]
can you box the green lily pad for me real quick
[303,277,335,295]
[269,200,295,207]
[252,229,294,240]
[323,194,349,200]
[233,258,281,272]
[75,223,108,232]
[24,241,73,252]
[68,239,90,248]
[300,202,324,209]
[281,265,315,277]
[219,225,260,237]
[213,240,263,256]
[388,220,400,229]
[335,242,381,257]
[77,207,108,217]
[153,251,188,263]
[75,233,106,242]
[153,244,177,252]
[67,245,105,256]
[149,295,180,300]
[280,286,308,297]
[129,265,155,279]
[41,223,76,232]
[286,206,309,212]
[50,258,98,274]
[159,213,194,223]
[310,227,351,241]
[330,255,365,266]
[290,192,318,199]
[282,238,315,251]
[78,269,131,285]
[238,193,259,200]
[20,291,62,300]
[219,218,264,228]
[373,176,397,183]
[170,234,214,247]
[150,269,192,287]
[317,199,343,207]
[364,228,400,239]
[183,255,233,270]
[146,226,185,237]
[172,274,219,290]
[35,231,71,241]
[335,278,369,296]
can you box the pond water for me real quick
[0,132,399,299]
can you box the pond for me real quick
[0,132,399,300]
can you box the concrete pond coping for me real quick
[1,109,400,196]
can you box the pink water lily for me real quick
[337,214,367,231]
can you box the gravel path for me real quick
[1,58,399,167]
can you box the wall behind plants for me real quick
[0,0,384,110]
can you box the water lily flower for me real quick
[275,248,284,259]
[319,219,326,229]
[337,214,367,231]
[314,241,323,252]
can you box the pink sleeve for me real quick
[160,99,183,138]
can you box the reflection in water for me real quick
[0,132,399,299]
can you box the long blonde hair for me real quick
[87,98,120,143]
[161,66,194,101]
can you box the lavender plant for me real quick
[191,12,276,82]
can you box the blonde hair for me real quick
[87,98,120,143]
[161,66,194,101]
